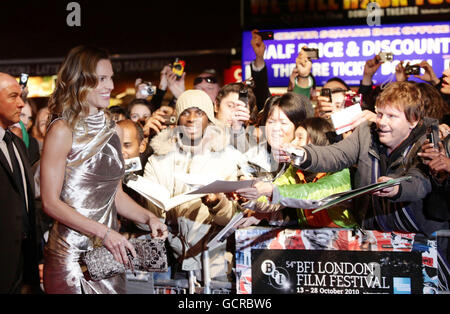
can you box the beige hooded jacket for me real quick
[143,124,248,279]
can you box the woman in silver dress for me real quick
[40,46,168,294]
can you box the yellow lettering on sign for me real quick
[343,0,359,9]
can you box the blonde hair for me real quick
[48,45,110,130]
[376,81,423,123]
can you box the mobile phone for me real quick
[257,31,274,41]
[238,89,249,107]
[379,52,394,63]
[303,48,319,60]
[320,88,332,102]
[427,125,440,149]
[19,73,29,88]
[405,64,420,75]
[172,58,185,79]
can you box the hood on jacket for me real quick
[150,123,230,156]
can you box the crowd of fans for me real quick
[1,29,449,294]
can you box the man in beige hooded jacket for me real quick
[143,90,248,282]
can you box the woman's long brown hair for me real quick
[48,45,110,130]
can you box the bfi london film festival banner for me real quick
[241,21,450,87]
[251,249,423,294]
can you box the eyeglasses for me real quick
[194,76,218,85]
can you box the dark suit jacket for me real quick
[0,132,40,293]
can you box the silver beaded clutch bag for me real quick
[83,238,168,281]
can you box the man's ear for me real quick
[139,137,148,154]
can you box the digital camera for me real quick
[172,58,185,79]
[303,47,319,60]
[19,73,29,88]
[139,82,156,97]
[343,91,362,108]
[238,77,255,107]
[320,88,332,102]
[379,52,394,63]
[405,64,420,75]
[161,114,176,126]
[257,31,274,41]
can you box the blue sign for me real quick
[242,21,450,87]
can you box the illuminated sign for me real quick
[243,0,450,29]
[242,21,450,87]
[16,75,56,97]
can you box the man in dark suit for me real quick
[0,72,41,293]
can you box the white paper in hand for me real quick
[331,104,362,135]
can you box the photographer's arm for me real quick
[291,47,313,99]
[361,55,381,87]
[150,65,171,110]
[251,29,271,111]
[167,71,186,99]
[416,61,440,86]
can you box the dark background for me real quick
[0,0,245,99]
[0,0,243,59]
[1,1,449,101]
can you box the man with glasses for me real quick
[316,77,350,120]
[194,69,221,102]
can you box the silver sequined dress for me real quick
[43,111,125,294]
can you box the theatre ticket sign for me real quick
[241,21,450,87]
[235,227,439,294]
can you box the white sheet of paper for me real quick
[187,180,255,194]
[174,173,219,187]
[331,103,362,135]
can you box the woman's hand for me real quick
[102,227,136,267]
[147,215,169,239]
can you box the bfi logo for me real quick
[261,259,290,290]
